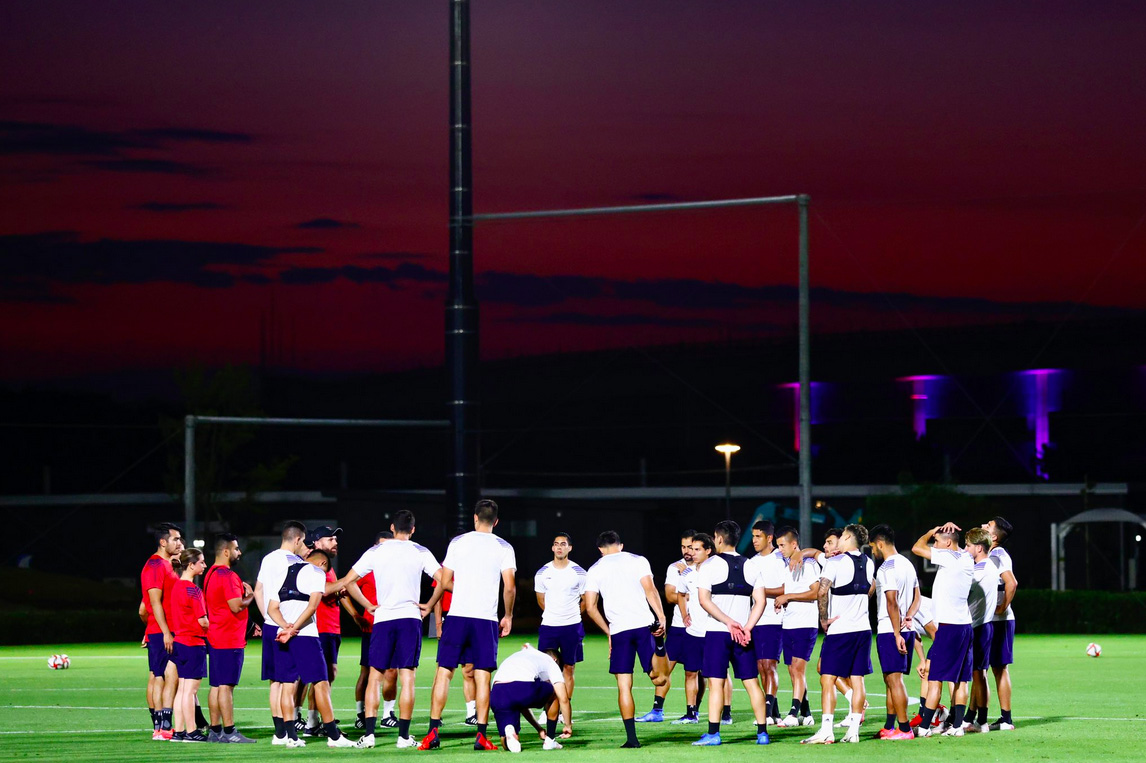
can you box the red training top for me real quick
[170,580,208,647]
[317,568,340,635]
[140,554,179,636]
[204,564,248,649]
[431,578,452,613]
[358,572,377,634]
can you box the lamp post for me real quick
[715,443,741,519]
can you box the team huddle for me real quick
[139,499,1018,749]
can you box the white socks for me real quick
[308,709,320,727]
[356,700,365,714]
[383,700,396,717]
[466,700,476,716]
[821,714,834,731]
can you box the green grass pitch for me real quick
[2,634,1144,761]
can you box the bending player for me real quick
[491,645,573,753]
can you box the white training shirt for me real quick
[930,548,974,625]
[352,539,441,622]
[969,557,1000,628]
[584,552,655,633]
[875,553,920,634]
[270,561,326,638]
[680,564,708,637]
[696,553,753,634]
[820,551,875,636]
[664,560,692,629]
[745,549,788,626]
[441,531,517,622]
[988,547,1016,622]
[535,561,587,627]
[912,596,935,637]
[492,647,565,686]
[256,548,305,612]
[781,556,822,630]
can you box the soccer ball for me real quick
[1086,642,1102,658]
[48,654,70,670]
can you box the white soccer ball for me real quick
[1086,642,1102,658]
[48,654,70,669]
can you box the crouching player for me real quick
[491,645,573,752]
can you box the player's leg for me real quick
[616,672,641,747]
[463,662,478,723]
[378,668,399,727]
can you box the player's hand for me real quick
[242,582,254,596]
[436,621,443,638]
[788,555,801,572]
[499,615,513,638]
[673,561,688,573]
[820,617,838,632]
[895,633,906,655]
[252,624,262,638]
[775,595,789,610]
[902,616,914,630]
[163,632,174,653]
[140,635,147,648]
[938,522,961,535]
[682,613,691,628]
[651,620,666,638]
[561,724,572,739]
[917,660,929,679]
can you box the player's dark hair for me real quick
[775,525,799,543]
[752,520,775,537]
[868,524,894,546]
[680,528,696,541]
[154,522,183,546]
[214,533,238,553]
[824,527,843,542]
[554,532,572,544]
[282,520,307,542]
[392,510,415,534]
[692,532,715,553]
[714,520,741,548]
[596,530,622,548]
[376,530,394,542]
[474,499,499,525]
[991,516,1013,545]
[307,548,330,567]
[845,523,868,547]
[543,648,565,671]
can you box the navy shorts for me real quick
[288,635,329,685]
[360,630,372,668]
[782,627,817,665]
[438,615,499,672]
[261,624,279,681]
[664,626,689,664]
[682,632,706,673]
[208,645,244,687]
[927,623,973,683]
[147,633,171,677]
[272,637,299,684]
[703,631,758,681]
[370,618,423,671]
[538,623,584,665]
[610,626,656,675]
[972,623,994,671]
[319,632,341,668]
[990,619,1015,667]
[753,623,783,662]
[173,642,207,680]
[876,631,915,675]
[491,681,556,738]
[819,630,873,678]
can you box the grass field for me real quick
[2,634,1144,761]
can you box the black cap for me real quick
[306,525,343,548]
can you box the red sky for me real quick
[3,1,1146,381]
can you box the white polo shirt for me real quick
[492,647,565,686]
[745,549,788,626]
[696,553,753,634]
[680,564,708,637]
[930,548,973,625]
[820,551,875,636]
[781,556,822,630]
[988,547,1016,622]
[535,561,587,627]
[256,548,304,613]
[969,558,1000,628]
[584,552,655,633]
[441,531,517,622]
[875,553,919,634]
[270,561,325,638]
[351,539,441,622]
[665,560,693,629]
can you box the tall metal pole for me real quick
[183,415,196,545]
[723,451,732,520]
[447,0,480,535]
[797,195,812,545]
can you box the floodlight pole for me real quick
[797,195,813,545]
[184,415,196,545]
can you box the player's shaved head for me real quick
[474,499,499,526]
[282,520,307,542]
[392,510,415,534]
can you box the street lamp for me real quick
[715,443,741,519]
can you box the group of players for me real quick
[139,498,1018,749]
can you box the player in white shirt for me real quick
[906,596,950,730]
[772,526,820,728]
[911,524,974,737]
[983,516,1017,730]
[583,530,668,749]
[635,529,695,723]
[742,520,788,725]
[252,520,308,745]
[673,532,716,725]
[803,524,874,745]
[534,531,586,738]
[964,527,1000,734]
[490,644,573,753]
[869,524,921,741]
[420,499,517,751]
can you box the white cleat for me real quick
[777,715,801,728]
[941,726,964,737]
[542,737,563,751]
[801,715,817,727]
[286,738,307,748]
[327,734,356,748]
[915,727,933,738]
[966,722,989,734]
[355,734,375,749]
[505,725,522,753]
[801,729,835,745]
[988,721,1015,731]
[396,736,417,749]
[841,728,860,744]
[272,735,290,746]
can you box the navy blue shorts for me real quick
[753,624,783,662]
[288,635,329,685]
[261,624,278,681]
[665,626,688,664]
[927,623,972,683]
[147,633,171,677]
[208,645,244,687]
[990,619,1014,667]
[682,632,706,673]
[538,623,584,665]
[819,630,873,678]
[438,615,499,672]
[491,681,556,738]
[173,642,207,680]
[370,619,423,671]
[272,636,299,684]
[319,632,341,668]
[703,631,757,681]
[360,630,372,668]
[876,631,915,675]
[972,623,993,671]
[609,626,656,675]
[782,627,817,665]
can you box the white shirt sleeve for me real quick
[534,569,548,594]
[501,543,517,573]
[696,561,716,591]
[442,538,460,571]
[422,549,442,578]
[584,565,601,594]
[931,548,954,568]
[351,548,375,578]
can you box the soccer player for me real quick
[350,530,398,731]
[636,529,693,723]
[269,548,355,747]
[204,533,257,743]
[583,530,668,749]
[964,527,999,733]
[300,526,357,737]
[432,568,480,726]
[743,520,787,725]
[491,645,574,753]
[253,520,308,745]
[803,523,873,745]
[772,526,819,727]
[535,531,586,737]
[907,595,947,729]
[673,532,714,725]
[333,510,442,749]
[692,520,772,747]
[911,524,974,737]
[869,524,920,740]
[420,499,517,751]
[141,522,184,740]
[169,548,209,742]
[984,516,1018,730]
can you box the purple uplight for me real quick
[897,375,945,440]
[779,382,824,452]
[1018,368,1062,479]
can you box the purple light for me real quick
[897,375,945,440]
[1018,368,1061,479]
[779,382,823,452]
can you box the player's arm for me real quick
[267,598,291,631]
[997,569,1018,615]
[789,546,819,571]
[421,567,452,616]
[697,588,737,629]
[911,527,940,560]
[817,577,836,631]
[776,579,819,608]
[345,580,372,611]
[253,580,268,619]
[744,585,768,630]
[664,583,679,606]
[536,592,547,611]
[677,591,690,627]
[554,682,573,737]
[581,591,610,635]
[285,592,323,636]
[640,574,667,635]
[138,600,148,623]
[325,568,356,596]
[885,589,907,653]
[147,587,174,651]
[905,584,921,621]
[500,568,517,637]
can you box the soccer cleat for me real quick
[756,731,771,745]
[327,733,356,747]
[692,733,722,746]
[294,716,307,732]
[542,737,563,751]
[272,735,290,746]
[417,728,440,750]
[464,714,479,726]
[671,714,699,725]
[184,730,210,743]
[380,714,399,729]
[505,725,522,753]
[620,740,642,748]
[474,732,499,750]
[966,722,989,734]
[914,727,933,738]
[355,734,375,749]
[941,725,964,737]
[396,736,418,749]
[778,714,801,728]
[908,713,923,728]
[207,729,222,743]
[877,728,892,739]
[932,706,948,727]
[303,725,324,738]
[801,715,816,727]
[635,709,664,723]
[841,728,860,744]
[988,720,1015,731]
[768,715,783,727]
[286,738,307,748]
[222,731,257,743]
[720,715,733,725]
[884,729,914,741]
[801,728,835,744]
[355,713,366,730]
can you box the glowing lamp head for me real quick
[714,443,741,456]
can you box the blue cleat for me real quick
[756,731,771,745]
[692,733,722,746]
[635,709,664,723]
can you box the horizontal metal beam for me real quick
[467,194,804,222]
[189,415,448,428]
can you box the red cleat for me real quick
[883,729,915,741]
[909,713,922,728]
[417,728,440,750]
[473,732,498,751]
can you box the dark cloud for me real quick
[296,218,361,230]
[279,263,448,286]
[83,158,211,176]
[630,192,682,202]
[241,273,273,285]
[129,127,254,144]
[280,267,340,285]
[0,120,255,157]
[518,312,724,328]
[476,272,607,307]
[133,202,227,213]
[357,251,431,261]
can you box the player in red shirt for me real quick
[170,548,210,742]
[140,522,184,740]
[204,534,257,743]
[348,531,400,730]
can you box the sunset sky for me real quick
[3,1,1145,382]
